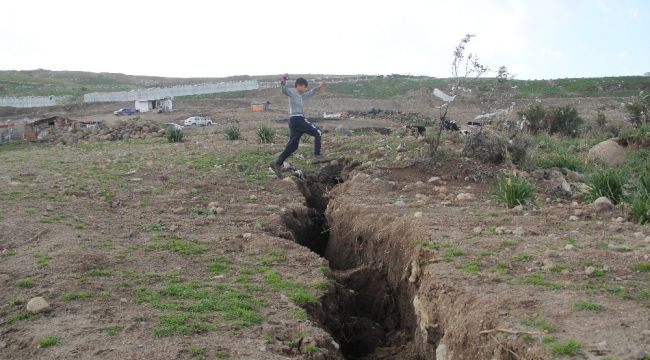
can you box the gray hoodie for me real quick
[281,81,322,116]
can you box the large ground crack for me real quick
[281,159,409,359]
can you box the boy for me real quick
[270,75,326,178]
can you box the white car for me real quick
[183,116,213,126]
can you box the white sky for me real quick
[1,0,648,79]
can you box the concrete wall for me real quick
[83,80,259,103]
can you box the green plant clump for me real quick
[495,174,534,208]
[588,168,626,204]
[257,124,275,144]
[166,127,184,143]
[225,125,241,140]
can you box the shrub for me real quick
[535,150,583,171]
[625,91,649,126]
[595,111,607,128]
[629,191,649,224]
[495,173,534,208]
[588,168,626,204]
[548,106,583,137]
[166,127,183,143]
[518,105,547,134]
[257,124,275,143]
[225,125,241,140]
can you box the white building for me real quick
[135,97,173,113]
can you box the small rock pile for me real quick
[48,119,166,143]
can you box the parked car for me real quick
[183,116,213,126]
[113,108,139,116]
[162,122,183,130]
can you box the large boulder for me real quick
[587,140,625,166]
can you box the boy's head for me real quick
[294,78,308,94]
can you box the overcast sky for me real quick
[2,0,648,80]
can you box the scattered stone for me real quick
[513,227,525,236]
[585,266,596,276]
[614,217,624,223]
[587,139,626,166]
[495,227,507,235]
[473,226,482,234]
[566,170,582,182]
[208,201,219,209]
[26,297,50,314]
[215,207,225,214]
[171,207,185,215]
[645,236,650,243]
[456,193,475,201]
[45,204,54,211]
[594,197,614,213]
[541,259,555,271]
[370,149,381,157]
[569,215,579,221]
[169,224,178,232]
[427,176,442,184]
[436,343,452,360]
[414,212,423,218]
[531,169,545,180]
[242,233,253,239]
[120,298,128,303]
[633,232,644,239]
[512,205,524,212]
[574,209,583,216]
[394,200,406,207]
[129,178,143,182]
[564,244,575,250]
[249,194,258,201]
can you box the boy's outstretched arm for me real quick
[302,80,326,99]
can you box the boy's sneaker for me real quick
[310,154,328,164]
[269,161,283,179]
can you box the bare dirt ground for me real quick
[1,91,648,360]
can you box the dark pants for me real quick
[276,116,322,164]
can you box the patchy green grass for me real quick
[292,308,308,320]
[548,339,583,356]
[63,291,93,301]
[105,324,122,336]
[574,301,605,312]
[494,174,534,208]
[632,262,650,272]
[264,270,316,305]
[16,277,37,288]
[39,214,65,223]
[85,268,113,277]
[209,256,232,275]
[517,273,561,290]
[139,222,165,232]
[417,241,442,250]
[7,311,36,324]
[549,263,572,274]
[521,318,557,333]
[187,345,206,359]
[456,261,480,273]
[304,343,318,354]
[153,313,216,337]
[36,336,60,348]
[157,236,207,255]
[189,207,216,216]
[441,246,465,261]
[513,253,532,262]
[34,254,51,268]
[257,249,286,266]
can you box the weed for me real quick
[8,311,36,324]
[264,270,315,305]
[520,333,534,343]
[456,261,480,273]
[289,288,316,304]
[574,301,605,312]
[105,324,122,336]
[215,350,229,359]
[304,343,318,354]
[563,236,576,245]
[8,298,23,307]
[513,253,532,262]
[292,308,307,320]
[98,291,113,298]
[16,277,36,288]
[63,291,93,301]
[166,236,207,255]
[39,214,65,223]
[494,174,534,208]
[549,339,583,356]
[187,345,206,359]
[521,318,557,333]
[629,191,649,224]
[86,268,112,277]
[257,124,275,143]
[189,207,215,216]
[549,263,571,274]
[441,246,465,261]
[225,125,241,140]
[2,249,17,257]
[417,241,442,250]
[517,273,561,290]
[632,262,650,272]
[139,222,164,232]
[34,254,51,268]
[166,127,183,142]
[153,313,216,337]
[36,336,60,348]
[319,266,331,275]
[479,248,497,256]
[209,256,232,275]
[536,151,584,171]
[257,249,286,265]
[588,168,626,204]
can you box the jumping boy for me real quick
[270,75,326,178]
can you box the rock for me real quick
[495,227,507,235]
[45,204,54,211]
[414,212,423,218]
[473,226,482,234]
[427,176,442,184]
[541,258,555,271]
[569,215,579,221]
[574,209,583,216]
[614,217,624,223]
[645,236,650,243]
[564,244,575,250]
[26,297,50,314]
[587,139,625,166]
[208,201,219,209]
[370,149,381,157]
[171,207,185,214]
[512,205,524,212]
[215,207,225,214]
[456,193,475,201]
[249,194,258,201]
[633,232,644,239]
[394,200,406,207]
[566,170,582,182]
[169,224,178,232]
[531,169,546,180]
[242,233,252,239]
[436,343,453,360]
[594,197,614,213]
[513,227,525,236]
[585,266,596,276]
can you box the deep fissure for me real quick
[281,160,410,359]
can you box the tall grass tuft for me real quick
[588,168,626,204]
[495,173,534,208]
[225,125,241,140]
[257,124,275,144]
[166,127,183,143]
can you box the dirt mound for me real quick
[587,139,625,166]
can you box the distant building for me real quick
[249,99,270,112]
[24,116,75,141]
[135,97,173,113]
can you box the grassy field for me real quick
[1,69,648,99]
